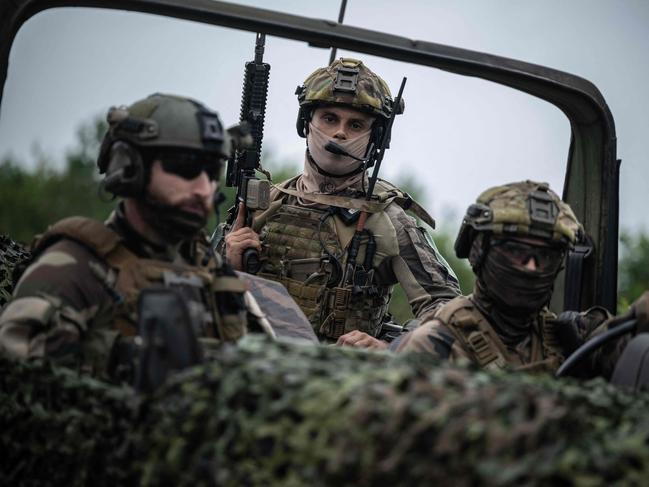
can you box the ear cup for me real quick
[296,107,311,138]
[102,141,146,197]
[454,220,474,259]
[465,233,491,273]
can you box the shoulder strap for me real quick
[270,178,436,228]
[436,295,510,369]
[34,217,122,258]
[33,216,138,271]
[270,175,300,201]
[273,185,391,213]
[537,309,564,361]
[374,179,436,229]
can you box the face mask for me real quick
[479,246,558,316]
[306,122,371,176]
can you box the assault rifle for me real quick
[225,32,271,274]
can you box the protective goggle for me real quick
[490,238,565,273]
[157,152,224,182]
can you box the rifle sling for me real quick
[273,185,436,229]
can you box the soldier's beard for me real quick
[139,194,208,244]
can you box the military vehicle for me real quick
[2,1,647,485]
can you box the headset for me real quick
[98,139,148,197]
[454,203,492,262]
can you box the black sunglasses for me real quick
[157,152,224,181]
[490,238,565,272]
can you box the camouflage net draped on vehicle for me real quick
[0,235,30,308]
[2,335,649,486]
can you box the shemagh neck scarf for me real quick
[296,122,371,203]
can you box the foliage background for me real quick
[0,117,643,318]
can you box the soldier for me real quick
[396,180,595,373]
[224,58,460,348]
[0,93,291,381]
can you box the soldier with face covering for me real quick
[0,94,304,381]
[396,181,602,373]
[225,58,460,348]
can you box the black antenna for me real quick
[328,0,348,65]
[366,76,407,200]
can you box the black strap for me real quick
[563,239,593,311]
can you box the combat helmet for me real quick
[295,58,404,137]
[455,180,583,269]
[97,93,230,197]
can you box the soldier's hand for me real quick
[336,330,388,350]
[631,291,649,334]
[224,205,261,271]
[551,311,584,356]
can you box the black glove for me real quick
[552,311,584,356]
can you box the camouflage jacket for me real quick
[0,206,290,379]
[247,176,461,341]
[396,293,623,378]
[395,295,566,373]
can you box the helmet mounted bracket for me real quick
[333,65,359,93]
[528,188,558,232]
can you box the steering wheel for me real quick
[556,318,649,391]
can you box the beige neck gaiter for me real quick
[296,123,371,204]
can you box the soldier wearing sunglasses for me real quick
[396,181,595,373]
[0,93,294,382]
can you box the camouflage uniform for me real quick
[242,59,460,342]
[0,94,294,380]
[396,181,584,373]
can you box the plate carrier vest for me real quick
[434,295,565,373]
[253,178,434,341]
[33,217,249,342]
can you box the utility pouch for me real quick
[134,288,203,394]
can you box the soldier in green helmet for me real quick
[396,180,607,372]
[0,93,313,382]
[224,58,460,347]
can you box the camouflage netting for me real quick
[2,335,649,486]
[0,235,30,307]
[0,358,135,485]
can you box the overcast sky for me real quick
[0,0,647,233]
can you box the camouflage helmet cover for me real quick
[98,93,231,173]
[455,180,582,258]
[296,58,403,120]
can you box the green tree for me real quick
[0,116,113,243]
[618,230,649,310]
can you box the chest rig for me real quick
[34,217,249,342]
[435,295,564,373]
[256,201,396,340]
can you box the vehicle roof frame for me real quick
[0,0,619,313]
